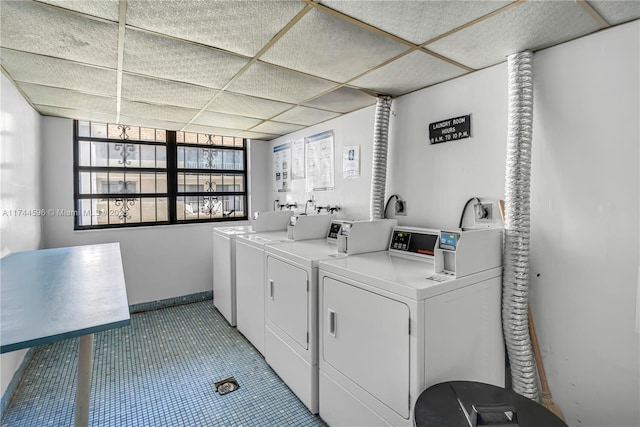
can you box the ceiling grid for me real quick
[116,0,128,123]
[576,0,611,28]
[180,3,316,131]
[0,0,637,140]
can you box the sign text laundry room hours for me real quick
[429,115,471,144]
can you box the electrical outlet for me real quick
[475,203,493,223]
[395,200,407,216]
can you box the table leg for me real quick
[75,334,94,427]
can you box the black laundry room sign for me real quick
[429,115,471,144]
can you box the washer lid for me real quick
[214,225,255,237]
[319,251,501,300]
[237,231,290,248]
[266,239,345,268]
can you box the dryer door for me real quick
[322,276,410,419]
[266,255,309,350]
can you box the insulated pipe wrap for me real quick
[370,96,392,220]
[502,51,539,401]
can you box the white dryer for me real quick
[264,240,342,414]
[235,231,291,355]
[317,227,505,427]
[235,214,335,355]
[264,219,398,414]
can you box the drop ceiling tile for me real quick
[228,61,337,104]
[589,1,640,25]
[427,0,602,70]
[0,49,117,96]
[237,131,280,141]
[261,8,408,83]
[272,106,340,126]
[350,51,468,96]
[36,105,117,124]
[206,92,294,120]
[0,1,119,68]
[35,104,186,131]
[36,0,120,21]
[118,115,184,131]
[19,83,116,113]
[123,28,249,89]
[193,111,262,130]
[120,100,199,123]
[126,0,306,57]
[250,121,305,135]
[302,87,376,113]
[321,0,512,45]
[182,124,246,138]
[121,74,217,110]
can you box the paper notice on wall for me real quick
[305,130,334,192]
[291,138,305,179]
[273,142,291,192]
[343,145,360,179]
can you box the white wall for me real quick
[267,106,376,220]
[389,63,507,229]
[269,21,639,427]
[267,65,507,229]
[529,21,639,427]
[0,74,43,398]
[41,117,269,305]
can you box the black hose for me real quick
[458,197,481,230]
[383,195,399,219]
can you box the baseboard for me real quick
[1,348,36,417]
[129,291,213,314]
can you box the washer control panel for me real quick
[327,222,342,240]
[390,230,411,250]
[389,227,439,258]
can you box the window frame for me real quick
[73,120,249,230]
[174,134,248,224]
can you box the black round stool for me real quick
[414,381,568,427]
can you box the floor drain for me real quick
[214,377,240,396]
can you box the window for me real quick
[175,132,246,222]
[74,121,247,229]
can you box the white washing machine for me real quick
[212,211,293,327]
[235,214,335,355]
[318,227,505,427]
[263,219,398,414]
[213,225,253,326]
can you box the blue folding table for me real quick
[1,243,130,427]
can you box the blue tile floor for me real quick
[1,300,327,426]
